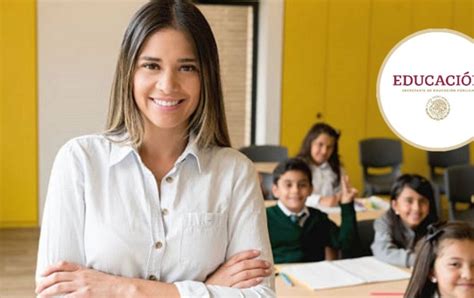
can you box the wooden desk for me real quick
[275,273,408,297]
[264,199,386,225]
[254,162,279,174]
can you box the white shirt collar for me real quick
[277,201,309,217]
[108,133,202,173]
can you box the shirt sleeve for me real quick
[328,202,360,258]
[371,216,414,267]
[36,142,86,284]
[174,157,275,297]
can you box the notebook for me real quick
[278,256,411,290]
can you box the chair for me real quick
[359,138,403,196]
[239,145,288,163]
[356,219,375,257]
[444,164,474,222]
[428,145,470,194]
[239,145,288,200]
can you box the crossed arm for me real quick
[36,250,272,297]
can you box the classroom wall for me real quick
[281,0,474,191]
[0,0,38,227]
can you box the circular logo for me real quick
[377,29,474,150]
[426,96,450,120]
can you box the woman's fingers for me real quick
[230,268,272,287]
[37,280,76,297]
[229,259,271,276]
[36,271,75,294]
[41,261,82,277]
[224,250,260,267]
[232,277,264,289]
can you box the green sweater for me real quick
[266,203,360,264]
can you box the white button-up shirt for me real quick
[305,162,341,208]
[36,134,275,297]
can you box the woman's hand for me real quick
[205,250,272,288]
[340,175,358,204]
[35,261,129,298]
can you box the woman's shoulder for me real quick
[57,134,127,161]
[60,134,114,151]
[206,146,254,167]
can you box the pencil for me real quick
[278,272,294,287]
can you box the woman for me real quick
[35,0,274,296]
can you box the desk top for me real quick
[275,273,408,297]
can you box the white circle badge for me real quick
[377,29,473,151]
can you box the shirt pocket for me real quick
[179,212,227,273]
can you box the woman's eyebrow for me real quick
[138,56,197,63]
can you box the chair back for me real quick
[357,219,375,257]
[239,145,288,162]
[444,164,474,222]
[239,145,288,200]
[428,145,470,193]
[359,138,403,196]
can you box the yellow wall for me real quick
[0,0,38,227]
[281,0,474,191]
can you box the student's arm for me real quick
[371,217,415,267]
[328,175,360,258]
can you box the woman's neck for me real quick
[139,125,188,183]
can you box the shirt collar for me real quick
[108,133,203,173]
[277,201,309,217]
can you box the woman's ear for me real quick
[429,270,438,283]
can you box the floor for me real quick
[0,228,39,298]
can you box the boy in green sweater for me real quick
[266,158,360,263]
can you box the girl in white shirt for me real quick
[297,122,345,207]
[35,1,274,297]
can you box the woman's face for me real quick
[433,239,474,298]
[310,133,335,165]
[133,28,201,135]
[391,186,430,228]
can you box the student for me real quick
[35,1,274,297]
[297,122,345,207]
[371,174,438,268]
[405,221,474,298]
[266,158,360,264]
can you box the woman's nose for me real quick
[157,70,179,94]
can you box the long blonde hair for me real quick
[106,0,231,149]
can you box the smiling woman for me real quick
[35,1,275,297]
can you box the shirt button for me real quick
[155,241,163,249]
[148,275,157,281]
[162,208,168,216]
[165,176,173,183]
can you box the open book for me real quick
[278,256,411,290]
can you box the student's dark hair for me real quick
[387,174,438,250]
[106,0,231,148]
[405,221,474,298]
[272,158,313,186]
[296,122,341,187]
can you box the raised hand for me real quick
[340,175,358,204]
[205,250,272,288]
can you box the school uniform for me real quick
[371,212,416,267]
[266,201,359,264]
[305,162,342,207]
